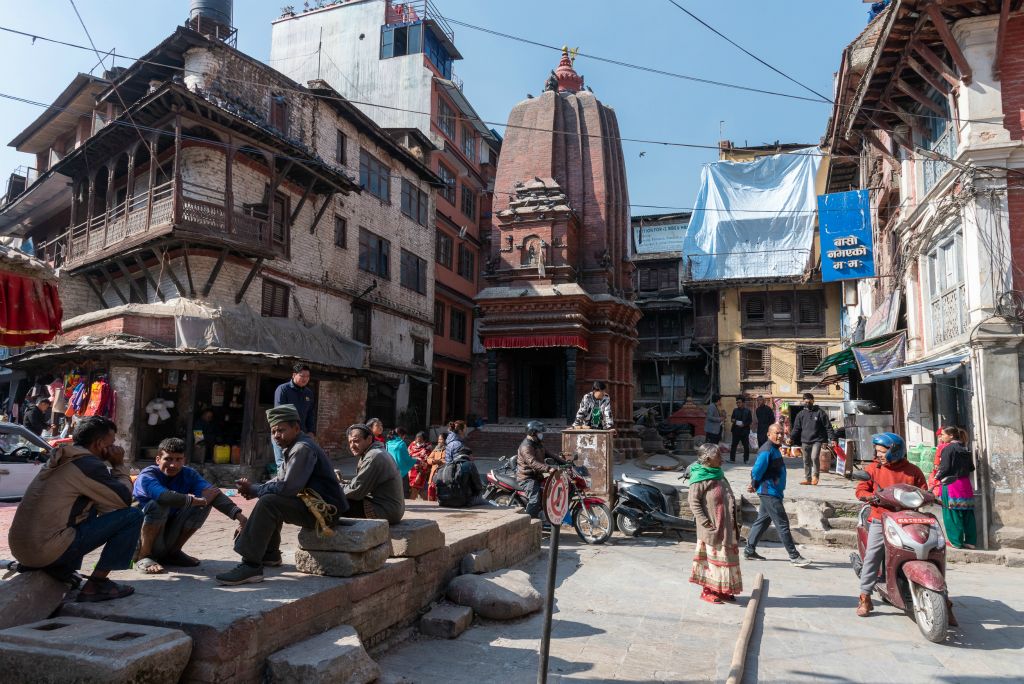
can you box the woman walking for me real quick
[934,427,977,549]
[688,443,743,604]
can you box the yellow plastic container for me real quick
[213,445,231,464]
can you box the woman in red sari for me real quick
[407,431,431,500]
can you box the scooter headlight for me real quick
[931,521,945,546]
[894,488,925,509]
[884,517,906,547]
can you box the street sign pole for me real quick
[538,470,569,684]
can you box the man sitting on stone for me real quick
[342,424,405,524]
[8,416,143,602]
[216,405,348,586]
[132,437,247,574]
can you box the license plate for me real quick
[896,517,932,525]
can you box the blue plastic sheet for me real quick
[683,150,821,281]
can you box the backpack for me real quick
[435,460,470,507]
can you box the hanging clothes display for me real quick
[84,378,115,417]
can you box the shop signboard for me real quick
[818,189,875,282]
[632,221,688,255]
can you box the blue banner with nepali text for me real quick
[818,189,875,282]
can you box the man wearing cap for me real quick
[216,404,348,586]
[341,424,405,524]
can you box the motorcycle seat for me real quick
[622,474,679,495]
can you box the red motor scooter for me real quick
[850,469,949,642]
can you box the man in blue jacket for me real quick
[272,364,317,473]
[744,423,811,567]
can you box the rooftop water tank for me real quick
[189,0,233,29]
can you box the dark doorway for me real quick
[406,378,429,433]
[511,348,565,420]
[444,371,467,423]
[366,381,396,428]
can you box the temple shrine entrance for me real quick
[510,348,567,420]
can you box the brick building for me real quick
[269,0,500,428]
[823,0,1024,548]
[475,50,640,455]
[0,11,438,475]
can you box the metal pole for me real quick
[538,523,560,684]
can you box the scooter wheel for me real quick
[615,512,641,537]
[912,586,949,643]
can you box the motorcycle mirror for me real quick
[851,470,871,482]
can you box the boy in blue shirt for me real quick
[133,437,245,573]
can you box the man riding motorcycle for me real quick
[855,432,937,618]
[517,421,554,519]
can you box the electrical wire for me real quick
[663,0,833,103]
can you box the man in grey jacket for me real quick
[217,404,348,586]
[341,424,406,524]
[573,381,615,431]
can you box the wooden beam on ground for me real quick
[98,267,128,305]
[309,195,334,234]
[906,55,950,95]
[161,248,188,298]
[132,254,166,303]
[235,257,264,304]
[896,79,948,117]
[912,40,961,87]
[115,259,146,303]
[924,3,973,84]
[994,0,1011,79]
[203,248,229,297]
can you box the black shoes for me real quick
[216,562,264,586]
[744,550,766,561]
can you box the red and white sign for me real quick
[895,517,933,525]
[544,471,570,523]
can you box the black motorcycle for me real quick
[612,474,693,537]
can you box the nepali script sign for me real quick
[818,190,875,282]
[632,222,688,255]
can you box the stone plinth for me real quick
[389,519,445,558]
[267,624,378,684]
[0,616,191,684]
[294,544,390,577]
[419,603,473,639]
[298,520,390,553]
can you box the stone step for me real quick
[827,516,859,530]
[267,624,379,684]
[419,603,473,639]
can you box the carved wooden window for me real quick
[261,279,289,318]
[740,346,770,379]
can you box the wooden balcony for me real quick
[62,179,275,270]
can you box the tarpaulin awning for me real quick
[861,353,968,384]
[684,149,821,281]
[482,335,589,351]
[812,331,903,375]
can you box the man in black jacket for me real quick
[789,393,835,485]
[754,396,775,451]
[217,404,348,585]
[729,397,753,464]
[23,397,52,436]
[517,421,553,519]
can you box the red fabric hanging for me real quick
[482,335,589,351]
[0,272,63,346]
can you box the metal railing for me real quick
[385,1,454,43]
[62,179,271,267]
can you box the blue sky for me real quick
[0,0,867,211]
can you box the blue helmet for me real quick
[871,432,906,462]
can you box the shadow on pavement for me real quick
[948,596,1024,651]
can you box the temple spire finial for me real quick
[554,45,584,93]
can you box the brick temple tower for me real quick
[476,49,639,451]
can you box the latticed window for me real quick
[927,230,966,347]
[740,346,770,378]
[797,346,825,378]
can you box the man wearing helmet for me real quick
[517,421,555,519]
[854,432,927,617]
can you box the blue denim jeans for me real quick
[744,494,800,559]
[140,500,212,559]
[272,440,284,474]
[520,478,545,520]
[45,507,144,582]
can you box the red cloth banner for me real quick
[0,272,63,346]
[482,335,589,351]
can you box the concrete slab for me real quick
[266,624,378,684]
[59,502,539,683]
[297,519,390,553]
[0,616,191,684]
[419,603,473,639]
[0,571,68,630]
[388,518,445,558]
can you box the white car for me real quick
[0,423,51,500]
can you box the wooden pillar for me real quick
[146,136,157,229]
[565,347,578,425]
[172,112,183,224]
[240,370,260,467]
[125,145,137,214]
[102,164,115,247]
[225,136,235,235]
[487,350,498,423]
[266,152,277,243]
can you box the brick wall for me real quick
[317,377,368,456]
[1002,15,1024,291]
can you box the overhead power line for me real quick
[664,0,833,103]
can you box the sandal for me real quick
[134,557,165,574]
[161,551,200,568]
[76,578,136,603]
[700,588,723,604]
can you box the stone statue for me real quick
[544,70,558,93]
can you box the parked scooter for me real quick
[483,454,613,544]
[612,474,693,537]
[850,469,950,642]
